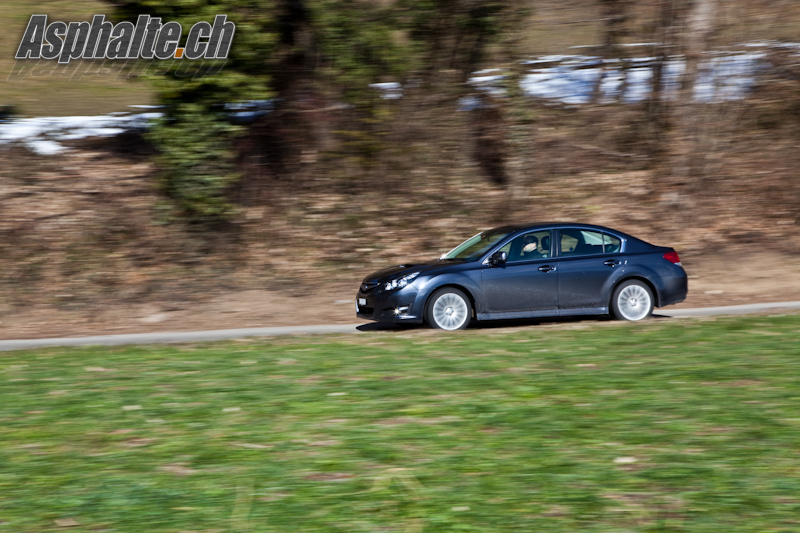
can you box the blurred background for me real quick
[1,0,800,338]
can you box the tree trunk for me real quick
[671,0,716,185]
[593,0,632,104]
[647,0,677,161]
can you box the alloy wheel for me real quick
[431,293,469,330]
[617,284,652,321]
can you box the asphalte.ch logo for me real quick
[15,14,235,64]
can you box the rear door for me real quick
[556,228,623,311]
[480,230,559,314]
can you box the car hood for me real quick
[362,259,458,283]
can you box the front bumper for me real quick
[356,284,424,324]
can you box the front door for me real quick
[481,230,559,315]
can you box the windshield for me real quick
[442,229,513,261]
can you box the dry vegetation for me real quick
[1,0,800,338]
[2,92,800,339]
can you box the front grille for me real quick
[360,281,380,293]
[358,305,374,316]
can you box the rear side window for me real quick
[559,229,608,257]
[603,233,622,253]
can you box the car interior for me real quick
[495,228,622,262]
[500,231,552,262]
[560,229,621,256]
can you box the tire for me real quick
[426,288,472,330]
[611,280,654,321]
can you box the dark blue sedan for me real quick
[356,223,687,330]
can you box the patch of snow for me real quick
[519,49,772,104]
[25,139,65,156]
[369,82,403,99]
[0,112,162,156]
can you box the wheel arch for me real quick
[610,275,660,308]
[423,283,478,321]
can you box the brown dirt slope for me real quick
[1,121,799,340]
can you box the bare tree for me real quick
[671,0,717,185]
[592,0,634,104]
[647,0,679,160]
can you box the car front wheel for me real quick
[426,288,472,330]
[611,280,654,321]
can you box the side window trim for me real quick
[556,229,566,257]
[541,229,554,259]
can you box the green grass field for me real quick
[0,1,154,116]
[2,314,800,532]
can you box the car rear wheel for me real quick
[426,288,471,330]
[612,280,654,321]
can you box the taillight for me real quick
[663,250,681,265]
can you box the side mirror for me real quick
[490,251,507,265]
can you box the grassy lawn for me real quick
[0,1,154,116]
[2,315,800,532]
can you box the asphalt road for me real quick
[1,301,799,352]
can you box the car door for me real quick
[480,230,559,315]
[556,228,623,311]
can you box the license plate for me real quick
[358,298,367,306]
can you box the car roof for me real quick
[492,222,626,234]
[487,223,658,251]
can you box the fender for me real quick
[413,271,483,316]
[605,259,666,307]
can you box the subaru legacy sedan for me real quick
[356,223,687,330]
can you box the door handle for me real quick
[538,265,556,273]
[604,260,620,267]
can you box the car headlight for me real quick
[385,272,420,291]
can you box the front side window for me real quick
[559,229,606,257]
[442,228,513,261]
[502,230,553,262]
